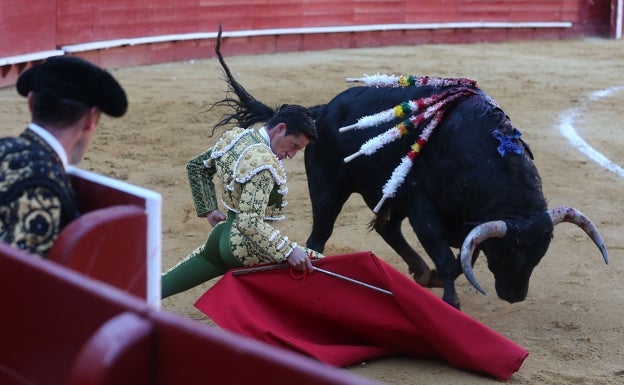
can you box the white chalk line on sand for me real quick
[558,86,624,178]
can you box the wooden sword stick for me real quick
[232,262,393,296]
[312,266,393,296]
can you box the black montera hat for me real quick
[16,55,128,117]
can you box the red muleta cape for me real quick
[195,251,528,380]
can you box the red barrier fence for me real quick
[60,166,163,308]
[0,0,618,88]
[0,242,380,385]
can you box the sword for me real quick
[312,266,393,296]
[232,262,393,296]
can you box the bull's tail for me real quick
[209,25,276,134]
[368,206,391,232]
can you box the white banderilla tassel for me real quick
[345,73,399,87]
[373,155,413,213]
[343,125,404,163]
[339,107,405,133]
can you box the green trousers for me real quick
[161,212,243,299]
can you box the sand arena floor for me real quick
[1,37,623,384]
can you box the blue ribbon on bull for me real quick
[492,128,524,157]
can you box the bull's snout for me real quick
[495,282,528,303]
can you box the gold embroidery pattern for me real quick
[187,148,218,216]
[186,127,322,265]
[0,130,79,257]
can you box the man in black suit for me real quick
[0,56,128,257]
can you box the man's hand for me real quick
[206,209,226,227]
[287,248,314,273]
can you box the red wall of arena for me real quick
[0,0,618,88]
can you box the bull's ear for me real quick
[530,212,554,236]
[501,220,521,245]
[530,214,555,252]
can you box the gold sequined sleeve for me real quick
[186,149,218,217]
[234,170,296,263]
[2,187,62,257]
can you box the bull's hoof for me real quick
[443,293,461,309]
[411,268,444,288]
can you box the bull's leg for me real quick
[305,182,351,253]
[406,201,462,308]
[306,202,346,253]
[373,209,443,288]
[304,144,353,253]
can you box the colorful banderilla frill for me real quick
[339,87,473,134]
[341,74,477,213]
[346,73,477,89]
[343,89,474,162]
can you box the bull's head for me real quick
[461,207,609,303]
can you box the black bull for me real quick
[211,30,608,309]
[303,81,609,308]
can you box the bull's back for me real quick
[312,86,442,152]
[411,91,545,227]
[307,84,543,221]
[307,86,448,195]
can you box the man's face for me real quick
[269,123,310,160]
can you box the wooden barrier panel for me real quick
[0,242,380,385]
[66,166,162,308]
[48,205,148,299]
[68,312,153,385]
[0,1,616,87]
[0,242,145,385]
[0,0,56,57]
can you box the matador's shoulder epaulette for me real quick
[212,127,287,187]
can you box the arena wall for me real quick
[0,0,619,88]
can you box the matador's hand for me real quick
[287,248,314,273]
[206,209,226,227]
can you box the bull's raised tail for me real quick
[209,25,276,134]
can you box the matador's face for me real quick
[269,123,310,160]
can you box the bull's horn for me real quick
[548,206,609,264]
[460,220,508,295]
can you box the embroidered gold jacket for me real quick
[187,127,320,265]
[0,129,80,257]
